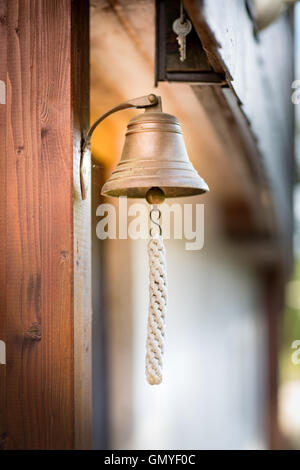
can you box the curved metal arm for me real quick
[80,94,161,199]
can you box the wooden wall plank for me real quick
[0,0,91,450]
[5,0,74,449]
[72,0,92,450]
[0,0,7,451]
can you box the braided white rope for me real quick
[145,234,167,385]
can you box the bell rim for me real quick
[101,176,209,199]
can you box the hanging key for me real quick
[172,16,192,62]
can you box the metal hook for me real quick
[149,205,162,237]
[80,94,161,200]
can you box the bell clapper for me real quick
[146,187,165,205]
[145,188,167,385]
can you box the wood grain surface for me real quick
[0,0,8,451]
[72,0,92,451]
[0,0,91,450]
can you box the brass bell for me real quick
[80,94,208,200]
[101,109,209,199]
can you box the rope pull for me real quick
[146,206,167,385]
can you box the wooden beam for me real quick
[72,0,92,451]
[0,0,91,450]
[184,0,294,270]
[0,0,8,451]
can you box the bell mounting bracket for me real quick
[80,94,162,200]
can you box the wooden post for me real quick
[0,0,91,450]
[0,0,8,451]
